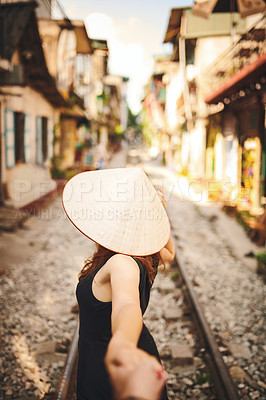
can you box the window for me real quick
[14,112,25,163]
[24,114,32,163]
[4,110,15,168]
[5,110,34,167]
[36,116,43,164]
[42,117,48,161]
[47,118,53,159]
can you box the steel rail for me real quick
[174,249,240,400]
[55,324,79,400]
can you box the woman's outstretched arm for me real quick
[105,254,148,365]
[108,254,142,348]
[104,254,164,399]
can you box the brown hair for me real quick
[79,244,160,284]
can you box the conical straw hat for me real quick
[62,168,170,256]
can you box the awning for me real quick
[163,6,246,43]
[205,53,266,104]
[71,20,93,54]
[60,104,88,119]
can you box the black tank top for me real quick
[76,256,168,400]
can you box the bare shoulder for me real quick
[106,254,140,278]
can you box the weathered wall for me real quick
[1,86,59,207]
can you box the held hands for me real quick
[105,340,167,400]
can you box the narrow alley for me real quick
[0,1,266,400]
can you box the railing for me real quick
[201,14,266,99]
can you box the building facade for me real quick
[204,15,266,212]
[0,2,65,208]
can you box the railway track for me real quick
[173,249,240,400]
[53,153,242,399]
[53,254,240,400]
[54,325,78,400]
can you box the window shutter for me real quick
[36,116,43,164]
[24,113,32,163]
[4,109,15,168]
[48,118,53,159]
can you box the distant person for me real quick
[94,142,109,169]
[62,168,175,400]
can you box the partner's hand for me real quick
[105,344,167,400]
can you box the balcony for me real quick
[201,15,266,101]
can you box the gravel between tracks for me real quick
[144,271,218,400]
[1,154,265,400]
[0,199,95,399]
[145,162,266,400]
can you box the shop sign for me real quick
[244,139,257,150]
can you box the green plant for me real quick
[171,271,179,282]
[51,167,66,179]
[255,252,266,265]
[235,211,252,233]
[65,169,77,181]
[194,371,212,385]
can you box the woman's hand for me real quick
[159,235,175,264]
[155,187,175,264]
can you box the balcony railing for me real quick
[201,14,266,100]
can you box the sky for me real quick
[62,0,193,113]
